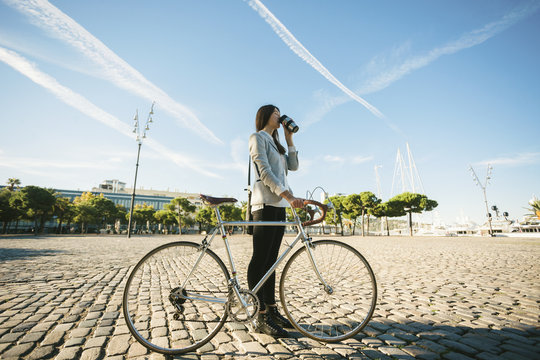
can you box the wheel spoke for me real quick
[280,240,377,342]
[123,241,230,355]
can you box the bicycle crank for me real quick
[226,289,259,323]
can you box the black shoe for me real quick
[267,305,293,328]
[254,312,288,337]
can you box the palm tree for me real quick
[528,196,540,219]
[7,178,21,191]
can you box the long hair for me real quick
[255,104,286,154]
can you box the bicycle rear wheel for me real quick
[279,240,377,342]
[123,241,230,355]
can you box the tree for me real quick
[7,191,25,233]
[527,196,540,219]
[325,195,346,235]
[73,203,97,234]
[73,192,95,204]
[359,192,380,236]
[240,201,247,220]
[195,206,215,234]
[389,192,438,236]
[73,192,99,234]
[166,197,196,235]
[131,204,156,233]
[286,207,309,223]
[0,189,19,233]
[154,209,177,233]
[53,197,74,234]
[371,200,406,236]
[90,195,119,229]
[17,186,56,234]
[114,205,127,233]
[218,204,243,222]
[343,194,363,235]
[6,178,21,191]
[240,201,249,234]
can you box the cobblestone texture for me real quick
[0,235,538,359]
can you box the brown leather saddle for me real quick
[200,194,238,206]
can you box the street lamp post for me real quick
[469,164,494,237]
[127,102,155,238]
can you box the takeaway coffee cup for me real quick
[279,115,299,133]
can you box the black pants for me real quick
[247,205,285,311]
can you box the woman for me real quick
[248,104,303,337]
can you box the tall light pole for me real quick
[127,102,155,238]
[469,164,494,237]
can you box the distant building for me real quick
[0,180,208,234]
[53,179,203,211]
[96,179,126,193]
[0,179,206,211]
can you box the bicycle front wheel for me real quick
[279,240,377,342]
[123,241,230,355]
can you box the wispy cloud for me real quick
[352,155,374,164]
[323,154,373,166]
[292,153,372,178]
[306,2,540,127]
[304,89,349,127]
[4,0,222,144]
[0,46,219,178]
[0,149,116,178]
[323,155,345,164]
[357,2,540,95]
[192,139,247,177]
[245,0,385,121]
[229,138,248,173]
[0,155,112,170]
[0,30,100,78]
[475,152,540,166]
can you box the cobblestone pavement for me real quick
[0,234,538,360]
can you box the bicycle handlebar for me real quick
[301,200,327,227]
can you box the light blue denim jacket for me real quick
[249,131,299,209]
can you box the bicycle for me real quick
[122,193,377,355]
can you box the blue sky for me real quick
[1,0,539,224]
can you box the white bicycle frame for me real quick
[176,204,331,311]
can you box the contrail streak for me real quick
[0,46,219,178]
[4,0,222,144]
[357,2,540,95]
[245,0,384,119]
[305,2,540,128]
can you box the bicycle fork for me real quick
[294,210,333,295]
[304,239,334,295]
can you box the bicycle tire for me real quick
[123,241,230,355]
[279,240,377,342]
